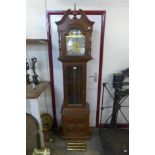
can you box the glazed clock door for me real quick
[50,14,103,126]
[63,63,86,106]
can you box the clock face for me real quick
[66,28,85,56]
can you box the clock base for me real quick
[61,103,90,140]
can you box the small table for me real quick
[26,81,50,147]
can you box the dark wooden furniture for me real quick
[47,10,106,128]
[56,9,94,140]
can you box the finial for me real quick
[73,3,77,18]
[74,3,76,12]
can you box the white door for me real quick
[50,14,103,127]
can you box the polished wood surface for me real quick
[61,103,90,140]
[56,9,94,140]
[47,10,106,128]
[56,9,94,62]
[26,81,50,99]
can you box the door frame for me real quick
[46,10,106,127]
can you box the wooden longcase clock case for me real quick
[56,9,94,140]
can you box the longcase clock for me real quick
[56,9,94,140]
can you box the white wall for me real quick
[26,43,53,117]
[26,0,46,39]
[26,0,129,126]
[26,0,129,79]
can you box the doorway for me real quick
[47,10,106,127]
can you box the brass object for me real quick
[67,148,86,151]
[32,148,50,155]
[66,141,87,151]
[67,142,86,145]
[41,113,53,132]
